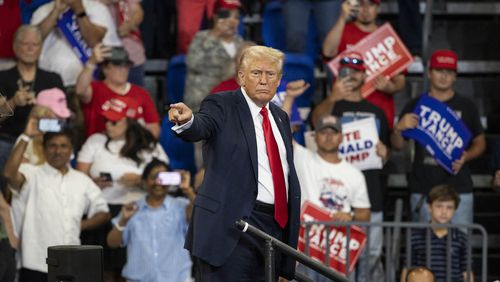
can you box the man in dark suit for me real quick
[169,45,301,281]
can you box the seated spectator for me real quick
[405,267,436,282]
[76,44,160,138]
[107,158,195,282]
[76,96,167,281]
[99,0,146,86]
[320,0,405,128]
[401,185,473,282]
[184,0,243,111]
[31,0,121,87]
[294,115,371,281]
[0,25,64,180]
[3,120,109,282]
[391,50,485,225]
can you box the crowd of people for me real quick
[0,0,497,281]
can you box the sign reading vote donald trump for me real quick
[338,117,383,171]
[402,95,472,174]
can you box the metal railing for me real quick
[300,221,488,282]
[235,220,350,282]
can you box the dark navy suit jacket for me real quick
[180,90,301,279]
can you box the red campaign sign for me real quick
[298,201,367,275]
[328,23,414,98]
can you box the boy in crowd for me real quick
[401,185,474,282]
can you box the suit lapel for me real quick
[235,90,258,182]
[269,103,293,166]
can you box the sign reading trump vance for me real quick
[402,94,472,174]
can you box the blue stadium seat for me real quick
[262,1,286,50]
[159,116,196,175]
[165,55,187,104]
[262,1,320,62]
[282,53,315,107]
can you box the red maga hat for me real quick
[429,49,458,71]
[215,0,241,10]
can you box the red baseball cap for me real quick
[371,0,381,4]
[215,0,241,10]
[100,96,141,122]
[429,49,458,71]
[339,51,366,71]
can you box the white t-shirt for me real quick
[77,133,169,204]
[19,163,109,273]
[294,144,371,213]
[31,0,122,86]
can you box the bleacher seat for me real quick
[283,53,315,108]
[165,55,186,104]
[159,116,196,175]
[262,1,286,50]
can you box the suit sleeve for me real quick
[178,94,226,142]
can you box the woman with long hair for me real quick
[76,96,168,282]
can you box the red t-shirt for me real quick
[210,78,239,94]
[0,0,21,58]
[338,23,395,128]
[82,81,160,137]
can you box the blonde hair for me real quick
[238,45,284,75]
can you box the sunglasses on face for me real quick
[104,118,119,126]
[340,57,364,66]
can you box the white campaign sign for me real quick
[338,117,382,170]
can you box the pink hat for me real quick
[36,88,71,119]
[100,96,141,122]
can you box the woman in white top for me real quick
[76,95,168,281]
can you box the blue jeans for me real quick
[356,211,385,282]
[410,192,474,225]
[284,0,342,53]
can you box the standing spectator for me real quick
[76,44,160,139]
[31,0,122,87]
[312,51,390,281]
[284,0,342,54]
[391,49,486,225]
[320,0,405,128]
[3,119,109,282]
[184,0,243,111]
[107,158,195,282]
[294,115,371,281]
[176,0,217,54]
[400,185,474,282]
[77,95,167,282]
[168,46,301,280]
[0,25,64,177]
[100,0,146,86]
[0,0,22,70]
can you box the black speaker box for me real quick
[47,245,103,282]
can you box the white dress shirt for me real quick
[18,163,109,273]
[172,87,290,204]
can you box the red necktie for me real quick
[260,107,288,228]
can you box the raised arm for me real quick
[68,0,106,47]
[322,1,356,58]
[311,76,352,126]
[391,113,419,150]
[3,117,41,190]
[75,44,111,104]
[107,203,137,248]
[35,0,68,40]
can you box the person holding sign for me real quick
[391,49,486,225]
[312,51,390,281]
[320,0,405,128]
[294,115,371,281]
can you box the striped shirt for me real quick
[408,228,469,282]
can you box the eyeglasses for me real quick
[340,57,364,66]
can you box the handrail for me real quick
[235,220,350,282]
